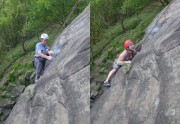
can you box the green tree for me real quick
[157,0,170,6]
[0,0,89,52]
[122,0,152,20]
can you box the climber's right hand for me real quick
[126,60,132,64]
[48,51,54,56]
[46,56,53,60]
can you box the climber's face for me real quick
[41,38,48,45]
[128,45,135,52]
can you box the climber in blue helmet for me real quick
[34,33,54,82]
[103,40,137,87]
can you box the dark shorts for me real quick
[112,60,122,70]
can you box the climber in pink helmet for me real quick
[103,40,137,87]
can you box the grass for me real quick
[91,1,164,79]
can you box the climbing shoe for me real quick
[35,76,40,83]
[103,81,111,87]
[35,78,38,83]
[40,71,44,75]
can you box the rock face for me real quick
[91,1,180,124]
[6,5,90,124]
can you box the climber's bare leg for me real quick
[105,69,117,82]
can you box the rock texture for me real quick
[6,5,90,124]
[91,1,180,124]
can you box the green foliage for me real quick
[123,64,131,73]
[91,0,154,53]
[0,0,89,50]
[25,88,35,101]
[90,0,124,46]
[122,0,152,15]
[8,69,16,82]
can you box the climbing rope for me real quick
[53,0,82,44]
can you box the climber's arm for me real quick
[116,50,131,65]
[38,50,53,60]
[46,49,54,56]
